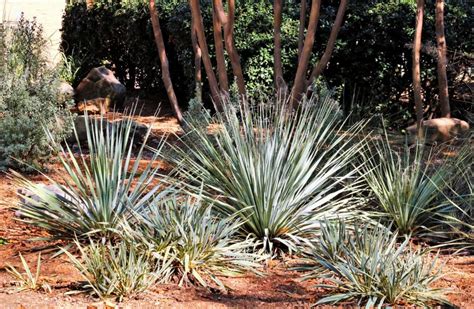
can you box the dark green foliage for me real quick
[62,0,472,126]
[0,15,73,171]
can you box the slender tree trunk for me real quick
[435,0,450,117]
[298,0,307,60]
[291,0,321,107]
[149,0,183,124]
[86,0,94,9]
[273,0,284,91]
[191,26,202,101]
[307,0,347,86]
[212,1,229,92]
[189,0,223,110]
[413,0,424,137]
[213,0,228,25]
[222,0,246,96]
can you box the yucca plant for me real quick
[300,222,451,307]
[125,194,265,290]
[360,133,469,237]
[63,239,172,301]
[14,111,164,241]
[169,94,368,252]
[6,253,51,293]
[433,143,474,248]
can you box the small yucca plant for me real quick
[126,195,265,290]
[6,253,51,293]
[360,133,469,238]
[14,111,164,241]
[300,222,451,307]
[170,94,368,252]
[63,239,173,302]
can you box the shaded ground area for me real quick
[0,113,473,308]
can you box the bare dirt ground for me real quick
[0,113,473,308]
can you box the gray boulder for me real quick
[16,184,78,218]
[70,115,150,144]
[58,82,75,102]
[75,66,126,107]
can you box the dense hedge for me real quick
[61,0,473,126]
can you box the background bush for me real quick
[62,0,472,127]
[0,15,72,171]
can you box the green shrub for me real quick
[125,195,265,290]
[299,222,451,307]
[61,0,473,125]
[64,239,173,301]
[169,94,367,252]
[14,111,163,241]
[0,15,72,171]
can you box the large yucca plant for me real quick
[169,94,367,251]
[14,111,164,241]
[300,222,451,307]
[360,133,471,238]
[125,195,265,290]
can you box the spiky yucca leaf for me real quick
[63,239,172,301]
[300,222,451,307]
[14,111,164,241]
[124,195,266,290]
[170,94,368,251]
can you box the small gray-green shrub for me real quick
[299,221,451,307]
[0,15,72,171]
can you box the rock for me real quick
[16,184,73,218]
[57,82,75,102]
[406,118,470,143]
[73,98,111,115]
[70,115,150,144]
[75,66,126,108]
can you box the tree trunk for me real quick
[191,26,202,101]
[307,0,347,86]
[212,1,229,92]
[86,0,94,10]
[291,0,321,107]
[413,0,424,137]
[149,0,183,124]
[222,0,246,96]
[435,0,450,117]
[298,0,307,60]
[273,0,284,91]
[189,0,223,110]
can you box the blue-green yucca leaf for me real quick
[168,94,369,252]
[13,109,165,241]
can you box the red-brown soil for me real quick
[0,114,472,308]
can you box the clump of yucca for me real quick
[299,221,451,307]
[125,195,266,290]
[170,94,368,252]
[63,239,173,301]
